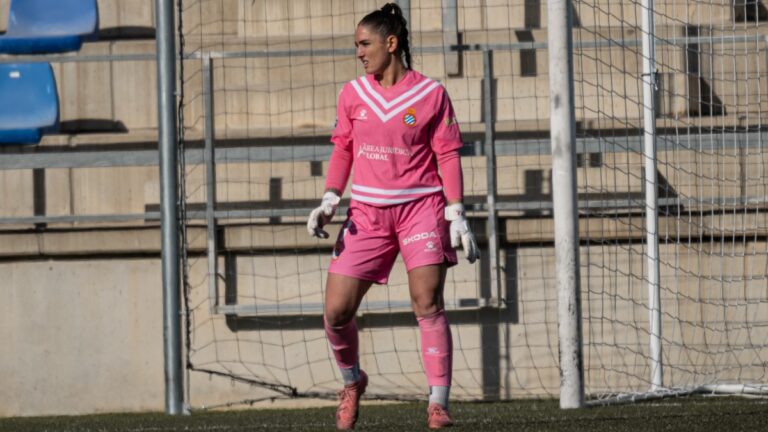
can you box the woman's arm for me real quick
[435,150,463,204]
[431,87,465,204]
[325,85,354,195]
[325,145,353,195]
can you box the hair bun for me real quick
[381,3,402,16]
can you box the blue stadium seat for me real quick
[0,0,99,54]
[0,63,59,144]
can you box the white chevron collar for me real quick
[349,75,441,123]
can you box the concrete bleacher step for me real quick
[49,54,765,139]
[7,20,758,140]
[36,129,160,148]
[574,1,744,28]
[3,208,767,258]
[0,1,731,43]
[97,0,156,38]
[49,40,158,134]
[183,0,766,38]
[0,226,206,257]
[178,24,766,135]
[508,211,768,244]
[463,1,765,30]
[1,0,758,41]
[3,146,760,231]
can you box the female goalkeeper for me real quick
[307,3,478,429]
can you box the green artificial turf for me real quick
[1,397,767,431]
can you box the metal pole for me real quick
[483,50,501,303]
[155,0,183,415]
[547,0,584,409]
[442,0,460,75]
[397,0,411,29]
[203,54,219,314]
[641,0,663,391]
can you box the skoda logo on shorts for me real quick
[402,108,417,127]
[403,231,437,246]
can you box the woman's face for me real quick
[355,24,396,75]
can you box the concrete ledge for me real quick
[0,227,207,257]
[223,223,340,251]
[507,212,768,244]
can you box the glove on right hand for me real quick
[307,191,341,239]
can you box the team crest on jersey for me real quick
[402,108,417,127]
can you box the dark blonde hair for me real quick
[359,3,412,69]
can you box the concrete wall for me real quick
[0,256,334,417]
[0,259,165,416]
[3,237,768,416]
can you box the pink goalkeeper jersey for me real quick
[328,70,463,206]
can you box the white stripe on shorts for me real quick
[350,193,419,205]
[351,184,443,196]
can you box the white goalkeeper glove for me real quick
[444,203,479,263]
[307,191,341,239]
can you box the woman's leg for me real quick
[325,273,374,430]
[408,264,453,412]
[324,272,373,384]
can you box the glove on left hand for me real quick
[444,203,479,263]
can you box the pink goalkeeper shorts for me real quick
[328,193,458,284]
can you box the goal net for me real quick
[573,0,768,402]
[175,0,768,408]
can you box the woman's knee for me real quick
[324,274,371,326]
[411,293,443,317]
[324,305,357,327]
[408,265,446,317]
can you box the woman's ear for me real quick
[387,34,398,54]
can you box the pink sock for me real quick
[324,317,359,370]
[417,309,453,386]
